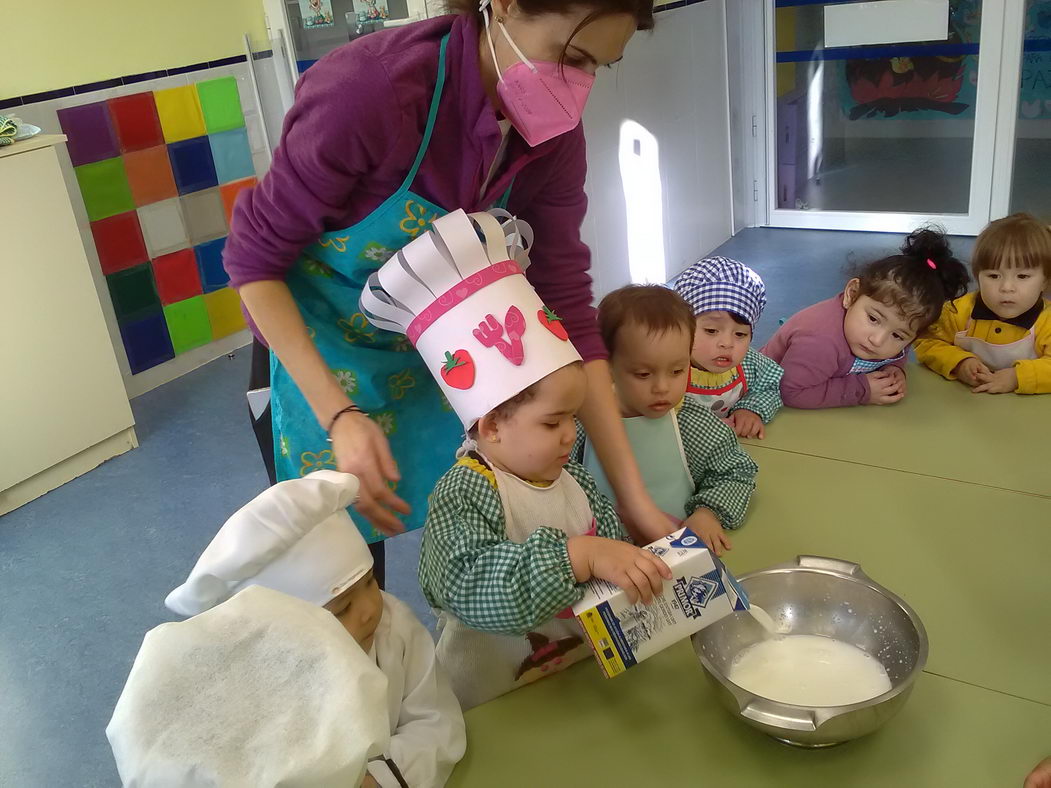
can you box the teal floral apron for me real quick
[271,33,511,543]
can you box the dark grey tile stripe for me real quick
[2,52,274,109]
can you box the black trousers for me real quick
[249,339,386,588]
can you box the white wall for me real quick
[581,0,734,298]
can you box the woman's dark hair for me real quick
[853,227,970,333]
[447,0,655,65]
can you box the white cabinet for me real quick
[1,135,137,516]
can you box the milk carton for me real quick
[572,527,749,678]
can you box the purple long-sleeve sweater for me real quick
[762,295,907,409]
[223,14,605,361]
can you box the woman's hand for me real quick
[568,536,672,605]
[620,497,681,545]
[330,412,409,536]
[1025,757,1051,788]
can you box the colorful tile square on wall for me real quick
[58,77,254,375]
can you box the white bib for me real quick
[435,460,595,710]
[584,410,693,523]
[955,321,1038,371]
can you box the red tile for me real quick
[90,212,148,274]
[152,249,203,304]
[108,93,164,152]
[219,177,257,225]
[123,146,178,206]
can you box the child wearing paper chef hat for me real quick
[359,209,672,709]
[110,471,465,788]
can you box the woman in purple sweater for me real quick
[224,0,666,582]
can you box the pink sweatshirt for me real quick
[223,14,605,361]
[762,295,907,409]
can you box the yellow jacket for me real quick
[914,291,1051,394]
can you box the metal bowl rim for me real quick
[695,560,929,713]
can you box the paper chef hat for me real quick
[166,471,372,616]
[360,209,582,428]
[107,585,390,788]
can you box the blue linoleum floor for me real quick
[0,227,975,785]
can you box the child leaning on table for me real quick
[763,227,969,408]
[578,285,758,557]
[914,213,1051,394]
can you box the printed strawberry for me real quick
[439,350,475,390]
[538,306,569,341]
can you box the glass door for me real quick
[765,0,1007,234]
[993,0,1051,218]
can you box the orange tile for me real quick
[124,146,177,206]
[219,177,257,225]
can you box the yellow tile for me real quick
[204,287,247,339]
[154,85,207,143]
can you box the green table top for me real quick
[449,642,1050,787]
[447,443,1050,785]
[743,364,1051,498]
[731,447,1051,706]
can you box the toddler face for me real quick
[610,321,691,418]
[691,311,751,373]
[325,569,382,652]
[482,363,587,483]
[977,266,1047,320]
[842,280,916,360]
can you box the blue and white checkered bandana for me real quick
[848,350,906,374]
[673,257,767,327]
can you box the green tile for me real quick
[196,77,245,134]
[107,263,160,322]
[75,158,135,221]
[163,295,213,354]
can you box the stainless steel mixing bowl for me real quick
[692,556,928,747]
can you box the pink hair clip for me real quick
[926,258,937,270]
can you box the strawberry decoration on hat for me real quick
[440,350,475,390]
[537,305,569,341]
[359,209,583,429]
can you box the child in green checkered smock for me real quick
[418,362,671,710]
[579,285,758,556]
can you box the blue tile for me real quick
[119,310,175,373]
[194,237,229,292]
[209,127,255,183]
[167,136,218,195]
